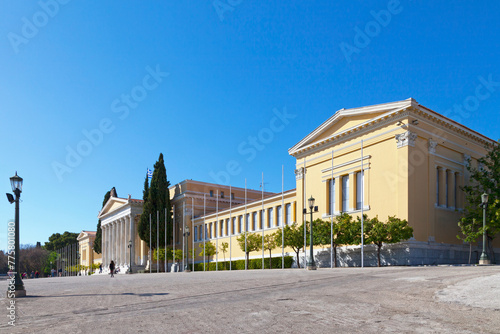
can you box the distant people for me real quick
[35,271,39,278]
[99,263,102,274]
[51,268,56,277]
[109,260,115,278]
[58,268,62,277]
[30,271,34,279]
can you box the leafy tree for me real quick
[19,245,50,276]
[365,216,413,267]
[460,142,500,262]
[314,214,361,267]
[220,242,229,270]
[237,232,262,269]
[44,232,79,251]
[457,218,482,264]
[263,234,277,269]
[94,187,116,254]
[275,223,306,268]
[198,242,216,270]
[138,153,172,250]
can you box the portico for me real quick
[98,195,148,273]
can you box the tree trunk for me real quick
[377,244,382,267]
[333,246,337,268]
[468,243,471,265]
[269,250,272,269]
[246,252,249,270]
[296,251,301,269]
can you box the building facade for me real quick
[77,231,102,274]
[98,99,499,269]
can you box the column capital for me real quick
[395,131,417,148]
[428,139,438,154]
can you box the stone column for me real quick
[103,225,107,268]
[112,221,116,263]
[120,218,124,266]
[129,215,136,266]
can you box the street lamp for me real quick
[303,196,318,270]
[479,193,491,265]
[127,240,133,274]
[6,172,26,297]
[184,225,190,272]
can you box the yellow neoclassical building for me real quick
[98,98,498,270]
[77,231,102,274]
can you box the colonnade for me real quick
[102,215,136,269]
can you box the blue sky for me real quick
[1,1,499,249]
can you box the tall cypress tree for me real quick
[138,153,172,249]
[94,187,117,254]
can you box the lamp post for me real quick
[127,240,132,274]
[305,196,318,270]
[6,172,26,297]
[479,193,491,265]
[184,225,190,272]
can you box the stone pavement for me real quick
[1,266,499,333]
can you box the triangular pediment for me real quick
[288,98,417,156]
[97,197,128,219]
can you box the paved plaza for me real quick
[1,266,499,333]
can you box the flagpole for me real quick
[157,210,159,273]
[203,194,206,271]
[331,150,334,269]
[149,213,152,274]
[245,179,247,271]
[282,164,284,269]
[303,158,306,270]
[261,172,264,270]
[173,205,176,272]
[216,191,219,271]
[361,139,364,268]
[167,209,169,274]
[182,202,185,272]
[192,197,195,272]
[229,185,232,271]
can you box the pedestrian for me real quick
[58,268,62,277]
[31,271,34,279]
[99,263,102,274]
[109,260,115,278]
[35,271,39,278]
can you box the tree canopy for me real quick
[44,232,79,251]
[460,142,500,262]
[138,153,172,249]
[274,223,306,268]
[94,187,116,254]
[237,232,262,269]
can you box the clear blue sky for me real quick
[1,1,499,249]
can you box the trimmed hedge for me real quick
[191,256,293,271]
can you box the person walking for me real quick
[99,263,102,274]
[109,260,115,278]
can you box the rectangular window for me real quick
[220,220,223,236]
[205,225,208,240]
[277,206,282,226]
[445,170,449,207]
[245,214,250,232]
[225,219,229,236]
[232,217,236,235]
[214,221,217,238]
[210,190,214,197]
[285,203,291,225]
[194,226,198,241]
[252,212,257,230]
[231,193,235,200]
[209,223,212,239]
[356,171,363,210]
[238,216,242,234]
[436,168,440,206]
[329,178,335,214]
[199,225,203,240]
[221,191,224,198]
[268,207,274,227]
[260,210,264,229]
[342,175,349,212]
[454,173,458,208]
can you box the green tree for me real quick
[138,153,172,250]
[460,142,500,262]
[94,187,116,254]
[365,216,413,267]
[220,242,229,270]
[457,218,482,264]
[274,223,306,268]
[198,242,217,271]
[263,233,277,269]
[44,232,79,251]
[237,233,262,269]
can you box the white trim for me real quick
[321,155,371,173]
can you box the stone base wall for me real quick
[298,240,500,267]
